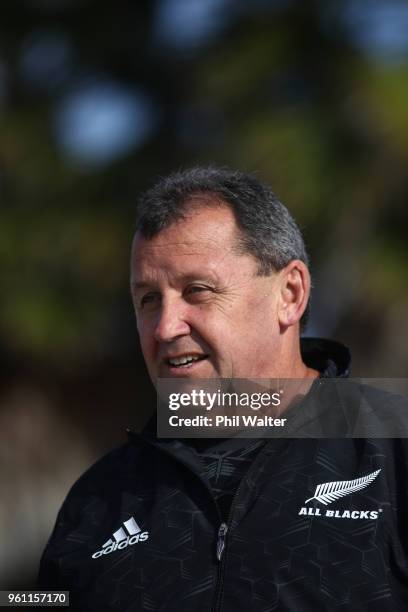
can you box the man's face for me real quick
[130,203,285,385]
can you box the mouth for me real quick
[163,353,209,372]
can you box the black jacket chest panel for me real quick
[39,437,408,611]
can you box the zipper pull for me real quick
[216,522,228,562]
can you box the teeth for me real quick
[168,355,201,366]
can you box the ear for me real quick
[277,260,311,328]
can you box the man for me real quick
[39,166,407,610]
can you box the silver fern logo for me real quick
[305,469,381,506]
[298,469,383,520]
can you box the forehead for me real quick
[131,204,243,279]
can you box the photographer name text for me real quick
[168,415,287,427]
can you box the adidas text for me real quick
[92,531,149,558]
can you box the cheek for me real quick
[137,323,155,356]
[194,315,237,355]
[192,309,230,337]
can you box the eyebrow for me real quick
[130,272,218,291]
[130,281,151,290]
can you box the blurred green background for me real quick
[1,0,407,588]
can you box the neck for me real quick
[266,331,319,380]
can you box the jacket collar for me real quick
[301,337,350,378]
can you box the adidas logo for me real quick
[91,516,149,559]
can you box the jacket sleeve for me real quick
[38,549,61,589]
[37,482,84,590]
[37,503,67,589]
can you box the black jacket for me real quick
[39,339,408,611]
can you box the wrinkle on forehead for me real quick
[132,203,241,257]
[135,239,235,259]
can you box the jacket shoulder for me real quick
[66,438,149,499]
[335,380,408,437]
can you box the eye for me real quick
[184,285,213,302]
[187,285,206,293]
[139,292,161,310]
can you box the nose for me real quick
[153,297,191,343]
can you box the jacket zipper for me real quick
[212,478,244,611]
[212,522,227,612]
[216,522,228,561]
[212,472,246,612]
[212,440,268,612]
